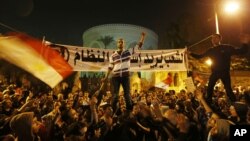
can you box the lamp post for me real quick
[214,11,220,34]
[213,0,240,34]
[214,0,220,34]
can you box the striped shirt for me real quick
[109,43,141,77]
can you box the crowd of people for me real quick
[0,75,249,141]
[0,32,249,141]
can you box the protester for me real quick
[189,34,249,105]
[102,32,146,111]
[9,112,35,141]
[0,55,250,141]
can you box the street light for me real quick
[214,0,241,34]
[224,1,240,15]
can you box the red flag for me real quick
[0,33,73,88]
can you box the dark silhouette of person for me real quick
[189,34,249,104]
[74,48,80,66]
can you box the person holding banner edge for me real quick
[188,33,249,105]
[102,32,146,112]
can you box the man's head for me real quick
[117,38,125,51]
[211,34,222,46]
[10,112,35,141]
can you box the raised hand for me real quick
[194,88,204,101]
[139,32,146,43]
[141,32,146,37]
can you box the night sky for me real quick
[1,0,249,48]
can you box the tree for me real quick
[165,22,187,49]
[98,35,114,49]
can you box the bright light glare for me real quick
[205,59,212,66]
[224,1,240,14]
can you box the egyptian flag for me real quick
[0,33,73,88]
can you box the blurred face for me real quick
[94,128,101,138]
[3,94,10,100]
[117,39,124,51]
[175,105,180,111]
[140,96,146,103]
[70,109,79,121]
[207,117,216,128]
[229,105,238,117]
[104,106,113,117]
[5,99,12,108]
[132,104,140,115]
[120,105,126,112]
[80,126,88,135]
[84,92,89,97]
[29,91,33,97]
[58,94,64,100]
[98,107,104,117]
[54,102,61,112]
[106,91,111,97]
[146,95,152,103]
[140,106,150,118]
[66,100,74,108]
[211,35,221,46]
[48,95,53,101]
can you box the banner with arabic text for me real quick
[50,44,188,72]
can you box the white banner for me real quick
[49,44,188,72]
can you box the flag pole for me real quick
[0,22,22,33]
[187,35,212,50]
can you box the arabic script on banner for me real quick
[50,44,188,72]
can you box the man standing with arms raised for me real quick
[189,34,249,105]
[102,32,146,112]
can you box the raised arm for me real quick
[194,88,219,119]
[101,59,114,85]
[188,50,208,59]
[138,32,146,48]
